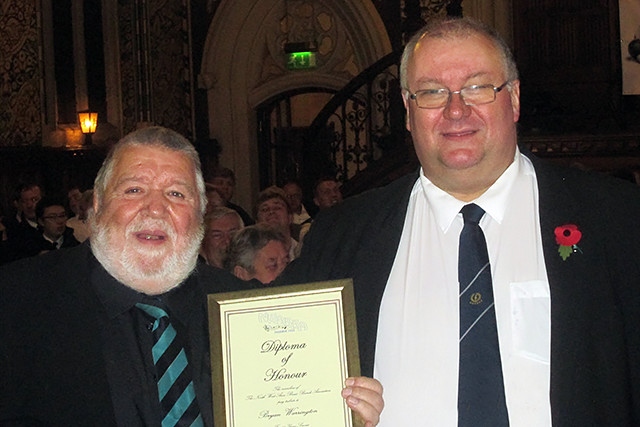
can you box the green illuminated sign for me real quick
[287,51,317,70]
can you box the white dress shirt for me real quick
[374,150,552,426]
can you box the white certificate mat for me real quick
[208,279,361,427]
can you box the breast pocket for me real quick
[510,280,550,364]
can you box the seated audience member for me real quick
[209,166,255,225]
[4,182,43,233]
[66,189,94,242]
[255,185,299,260]
[313,176,343,211]
[66,186,83,218]
[282,180,312,241]
[204,182,225,214]
[34,196,80,254]
[200,206,244,268]
[3,182,44,263]
[225,224,290,285]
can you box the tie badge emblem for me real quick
[470,292,483,305]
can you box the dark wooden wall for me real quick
[513,0,639,136]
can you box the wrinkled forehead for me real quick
[107,146,197,192]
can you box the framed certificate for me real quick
[207,279,362,427]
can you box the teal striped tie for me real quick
[136,303,204,427]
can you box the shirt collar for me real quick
[43,234,63,248]
[419,147,523,232]
[90,251,202,323]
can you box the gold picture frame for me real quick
[207,279,361,427]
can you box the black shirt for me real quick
[90,257,214,426]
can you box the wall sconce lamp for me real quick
[78,110,98,145]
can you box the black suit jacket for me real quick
[0,243,256,426]
[278,151,640,425]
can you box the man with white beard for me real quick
[0,126,383,426]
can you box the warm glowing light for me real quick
[78,111,98,134]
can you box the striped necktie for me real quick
[457,204,509,426]
[136,303,204,427]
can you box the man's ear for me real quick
[92,194,100,215]
[233,265,252,281]
[402,91,412,132]
[509,80,521,123]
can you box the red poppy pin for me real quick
[554,224,583,261]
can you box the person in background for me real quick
[278,16,640,426]
[225,224,290,285]
[0,126,383,426]
[5,182,43,232]
[255,185,299,260]
[204,183,225,215]
[209,166,255,225]
[33,196,80,254]
[66,186,83,218]
[3,182,44,263]
[313,176,343,211]
[282,180,312,242]
[200,206,244,269]
[66,189,93,242]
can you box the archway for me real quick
[199,0,391,213]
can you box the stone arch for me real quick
[200,0,391,212]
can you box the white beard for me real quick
[90,215,204,295]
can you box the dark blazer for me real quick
[278,150,640,425]
[0,242,255,426]
[1,216,42,264]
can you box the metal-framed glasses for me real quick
[42,213,68,221]
[409,81,510,109]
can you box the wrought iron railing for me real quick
[304,1,462,195]
[305,50,406,185]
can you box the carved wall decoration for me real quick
[118,0,194,137]
[262,1,357,85]
[147,0,194,138]
[0,0,42,146]
[118,0,137,134]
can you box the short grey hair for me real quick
[224,224,288,273]
[93,126,207,218]
[204,206,244,228]
[400,16,519,92]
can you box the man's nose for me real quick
[145,191,168,216]
[221,233,232,245]
[443,91,471,120]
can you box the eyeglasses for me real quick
[42,213,68,221]
[408,81,510,109]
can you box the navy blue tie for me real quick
[136,303,204,427]
[457,204,509,426]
